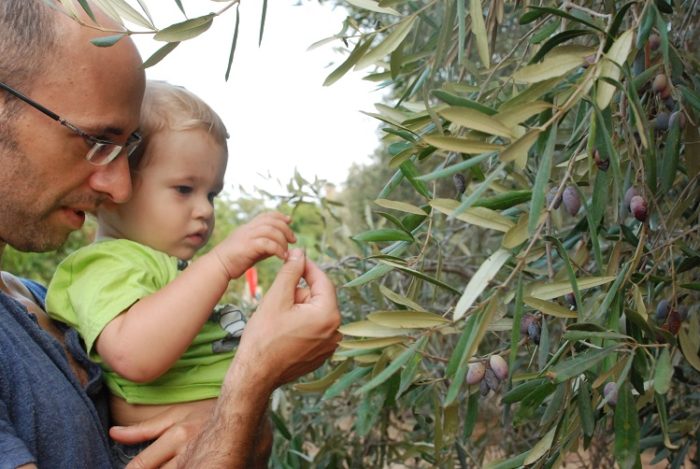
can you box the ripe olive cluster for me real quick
[546,186,583,217]
[545,180,652,223]
[654,298,690,336]
[651,73,686,132]
[624,186,648,222]
[466,355,509,396]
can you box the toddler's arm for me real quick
[95,212,295,382]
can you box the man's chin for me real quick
[3,225,74,253]
[7,238,68,253]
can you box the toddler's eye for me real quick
[207,192,219,203]
[175,186,193,195]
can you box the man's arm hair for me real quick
[179,360,272,468]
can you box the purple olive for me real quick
[546,188,562,209]
[604,382,618,407]
[669,111,686,130]
[667,309,681,335]
[484,368,500,392]
[648,33,661,51]
[520,313,536,335]
[652,74,668,94]
[653,112,669,131]
[480,377,490,396]
[655,299,670,322]
[663,97,676,111]
[489,355,509,381]
[624,187,640,211]
[593,149,609,171]
[527,322,541,345]
[466,362,486,385]
[630,195,648,222]
[562,186,581,216]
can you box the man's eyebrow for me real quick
[82,125,127,137]
[103,126,127,137]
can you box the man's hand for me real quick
[213,212,295,280]
[143,249,341,467]
[233,248,342,390]
[109,400,214,469]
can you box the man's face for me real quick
[0,20,145,252]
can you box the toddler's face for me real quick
[99,128,227,260]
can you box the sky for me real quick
[130,0,384,196]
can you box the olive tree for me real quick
[312,1,699,467]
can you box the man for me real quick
[0,1,341,467]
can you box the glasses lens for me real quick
[86,142,122,166]
[126,133,142,157]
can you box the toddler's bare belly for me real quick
[110,395,216,426]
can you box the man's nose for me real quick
[88,153,132,203]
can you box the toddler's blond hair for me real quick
[132,80,228,170]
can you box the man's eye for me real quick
[175,186,193,194]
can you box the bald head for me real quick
[0,0,146,252]
[0,0,58,91]
[0,0,144,94]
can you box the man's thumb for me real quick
[268,248,305,294]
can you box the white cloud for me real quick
[132,1,383,195]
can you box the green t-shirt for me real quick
[46,239,242,404]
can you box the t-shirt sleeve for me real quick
[0,400,35,469]
[46,240,178,356]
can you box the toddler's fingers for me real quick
[248,216,296,244]
[255,226,292,250]
[254,211,291,225]
[254,237,288,261]
[266,217,296,243]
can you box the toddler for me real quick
[46,81,294,446]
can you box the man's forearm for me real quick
[176,248,341,467]
[179,358,273,468]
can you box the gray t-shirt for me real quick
[0,281,113,468]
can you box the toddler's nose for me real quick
[194,197,214,220]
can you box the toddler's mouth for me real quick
[186,232,207,246]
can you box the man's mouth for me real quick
[60,208,86,229]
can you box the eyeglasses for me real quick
[0,81,141,165]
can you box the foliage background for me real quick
[11,0,700,467]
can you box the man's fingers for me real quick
[160,459,180,469]
[294,286,311,304]
[303,259,337,306]
[110,419,169,445]
[124,437,177,469]
[265,248,306,300]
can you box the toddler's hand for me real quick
[214,212,295,279]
